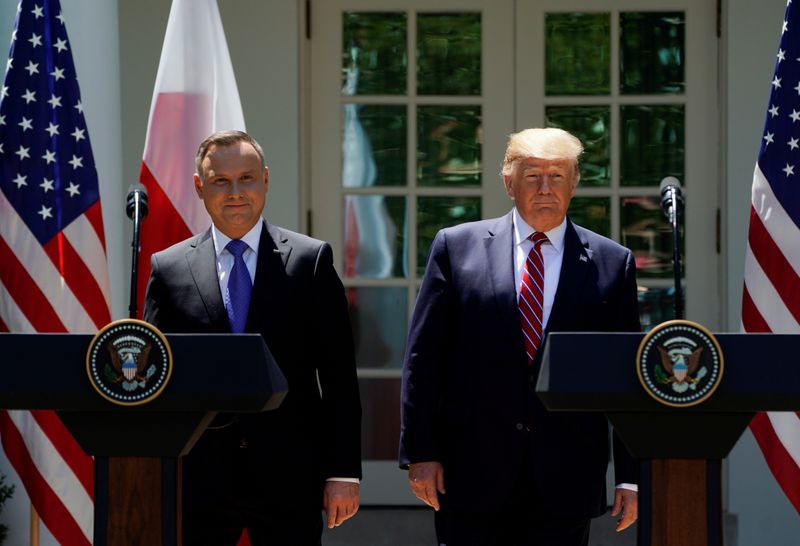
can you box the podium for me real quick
[0,332,288,546]
[538,332,800,546]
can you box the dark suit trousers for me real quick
[433,446,591,546]
[182,425,323,546]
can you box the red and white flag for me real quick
[137,0,245,315]
[0,0,110,543]
[742,1,800,514]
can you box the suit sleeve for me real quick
[399,230,452,468]
[143,253,167,328]
[312,243,363,479]
[613,249,641,485]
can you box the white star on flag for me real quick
[788,137,799,150]
[37,204,52,219]
[52,37,67,52]
[65,181,80,196]
[770,105,780,117]
[18,116,32,131]
[31,4,43,19]
[783,163,795,176]
[50,66,64,80]
[47,94,61,108]
[45,122,58,136]
[41,149,55,164]
[15,145,30,159]
[21,88,35,103]
[71,127,85,141]
[13,173,27,188]
[68,154,82,169]
[24,60,37,75]
[39,177,53,192]
[28,32,41,47]
[764,131,776,145]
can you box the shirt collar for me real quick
[211,219,264,258]
[512,207,567,254]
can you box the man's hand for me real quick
[408,461,445,511]
[323,481,360,529]
[611,488,638,532]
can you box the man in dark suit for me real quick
[143,130,361,545]
[399,128,639,545]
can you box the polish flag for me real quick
[137,0,245,316]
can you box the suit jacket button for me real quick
[515,423,524,431]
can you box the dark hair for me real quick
[195,130,265,178]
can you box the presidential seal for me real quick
[636,320,724,408]
[86,319,172,406]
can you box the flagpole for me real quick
[30,504,39,546]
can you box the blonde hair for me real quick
[501,128,583,178]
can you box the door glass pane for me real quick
[343,195,407,278]
[347,287,407,369]
[360,378,402,459]
[620,12,685,95]
[620,196,684,279]
[568,197,611,238]
[342,12,407,95]
[545,13,611,95]
[417,13,482,95]
[620,105,684,186]
[546,106,611,186]
[417,105,482,187]
[342,105,407,187]
[638,286,684,331]
[417,196,481,275]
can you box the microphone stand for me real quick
[127,189,148,319]
[666,187,684,320]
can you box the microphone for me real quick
[126,185,149,220]
[659,177,683,222]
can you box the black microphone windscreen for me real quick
[126,185,149,220]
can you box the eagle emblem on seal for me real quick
[656,345,706,393]
[106,335,157,391]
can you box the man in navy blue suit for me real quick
[399,128,639,546]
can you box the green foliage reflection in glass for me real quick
[621,105,684,186]
[342,12,407,95]
[342,105,407,187]
[546,106,610,186]
[620,196,684,278]
[545,13,610,96]
[417,105,482,187]
[620,12,685,95]
[568,197,611,238]
[417,13,481,95]
[417,196,481,275]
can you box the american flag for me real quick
[0,0,110,543]
[743,0,800,515]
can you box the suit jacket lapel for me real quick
[246,223,292,332]
[484,211,527,360]
[546,219,592,333]
[186,229,229,330]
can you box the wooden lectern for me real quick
[538,332,800,546]
[0,332,288,546]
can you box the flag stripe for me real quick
[43,232,109,328]
[747,207,800,322]
[768,411,800,468]
[750,412,800,512]
[744,245,799,332]
[63,206,111,310]
[83,198,106,248]
[0,411,92,546]
[741,285,771,333]
[0,236,66,332]
[30,410,93,499]
[0,280,35,332]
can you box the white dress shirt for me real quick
[511,208,637,493]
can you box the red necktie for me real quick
[519,232,548,364]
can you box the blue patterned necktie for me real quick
[225,239,252,333]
